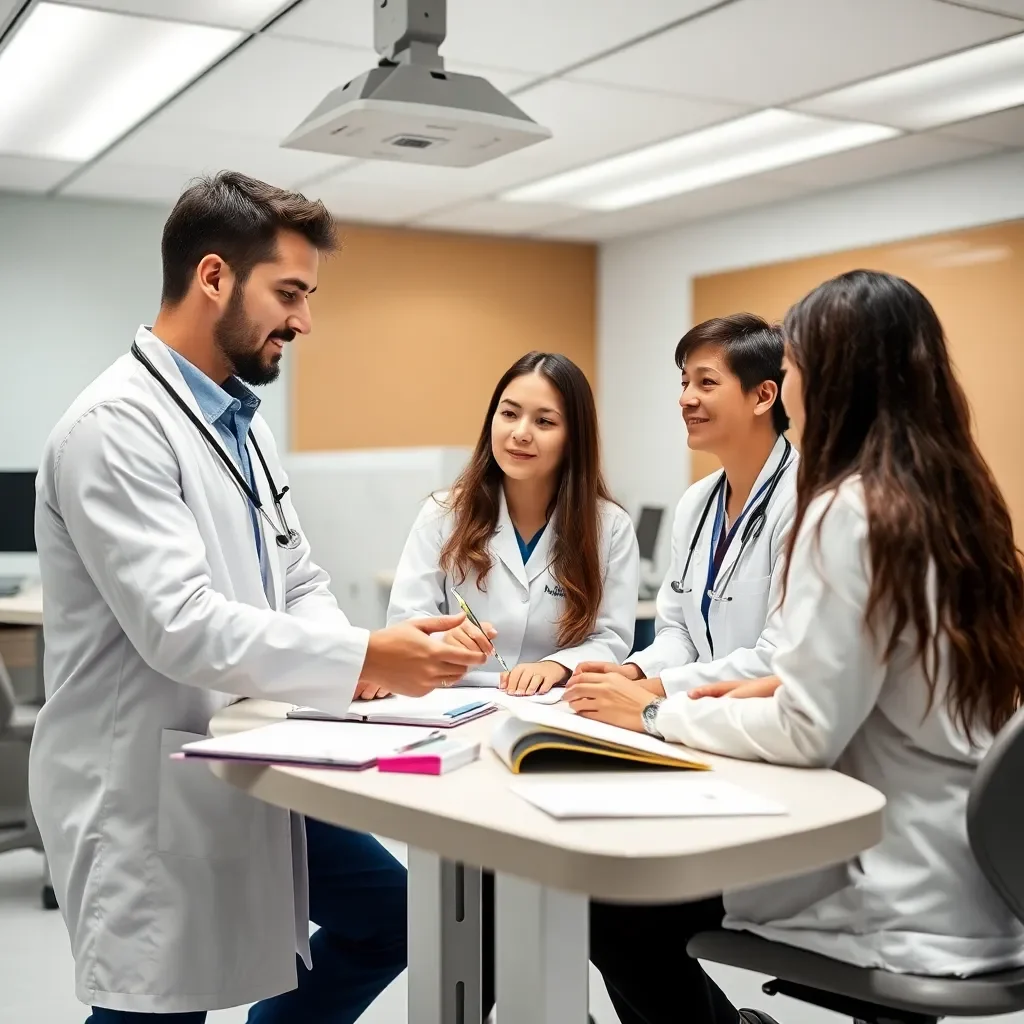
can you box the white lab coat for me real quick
[629,436,797,693]
[658,480,1024,976]
[387,490,639,686]
[29,328,369,1013]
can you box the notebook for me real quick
[176,720,439,770]
[288,688,497,728]
[511,776,786,819]
[490,701,710,774]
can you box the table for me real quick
[0,583,43,627]
[208,699,885,1024]
[0,583,51,906]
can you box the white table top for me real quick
[209,699,884,903]
[0,584,43,626]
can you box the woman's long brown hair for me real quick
[784,270,1024,740]
[439,352,614,649]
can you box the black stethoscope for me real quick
[670,437,793,603]
[131,342,301,549]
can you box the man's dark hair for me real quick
[160,170,338,305]
[674,313,789,434]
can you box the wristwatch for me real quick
[641,697,665,738]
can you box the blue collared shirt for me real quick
[168,349,270,593]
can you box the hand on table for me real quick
[500,660,570,696]
[573,660,645,682]
[564,672,655,732]
[354,681,391,700]
[687,676,781,699]
[570,664,666,697]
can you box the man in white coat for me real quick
[30,171,485,1023]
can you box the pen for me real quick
[396,731,443,753]
[450,587,511,672]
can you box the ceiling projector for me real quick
[281,0,552,168]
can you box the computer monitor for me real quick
[635,505,664,564]
[0,471,36,554]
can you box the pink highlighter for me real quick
[378,736,480,776]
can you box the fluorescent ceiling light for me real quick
[797,34,1024,131]
[502,110,899,211]
[0,3,243,162]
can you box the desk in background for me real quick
[209,699,884,1024]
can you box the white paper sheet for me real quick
[511,775,786,819]
[181,720,435,767]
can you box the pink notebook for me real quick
[377,737,480,775]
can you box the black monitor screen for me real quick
[0,471,37,553]
[635,506,664,562]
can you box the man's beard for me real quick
[213,286,292,386]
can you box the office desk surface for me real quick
[0,585,43,626]
[209,699,884,903]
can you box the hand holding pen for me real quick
[445,587,510,672]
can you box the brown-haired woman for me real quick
[573,270,1024,1024]
[387,350,639,695]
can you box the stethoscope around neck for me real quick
[670,437,793,603]
[130,342,301,549]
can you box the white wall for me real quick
[0,193,290,575]
[0,194,293,469]
[598,149,1024,575]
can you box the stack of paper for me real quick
[511,776,786,819]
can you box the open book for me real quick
[490,701,710,773]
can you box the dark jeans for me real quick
[87,818,407,1024]
[591,895,735,1024]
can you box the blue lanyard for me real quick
[699,473,775,652]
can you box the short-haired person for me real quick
[30,171,486,1022]
[572,314,797,714]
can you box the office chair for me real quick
[687,704,1024,1024]
[0,653,55,909]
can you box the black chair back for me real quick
[967,705,1024,926]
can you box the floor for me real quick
[0,835,837,1024]
[6,839,1021,1024]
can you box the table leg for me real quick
[407,848,483,1024]
[34,626,45,702]
[495,872,589,1024]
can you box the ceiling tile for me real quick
[573,0,1020,106]
[271,0,718,74]
[61,161,194,203]
[533,177,807,240]
[937,104,1024,146]
[333,80,749,199]
[413,198,583,235]
[47,0,292,30]
[761,132,997,189]
[947,1,1024,17]
[0,154,78,194]
[305,170,469,224]
[93,124,351,188]
[150,35,374,141]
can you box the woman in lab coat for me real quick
[388,350,639,1021]
[569,270,1024,1024]
[387,350,639,694]
[572,313,797,700]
